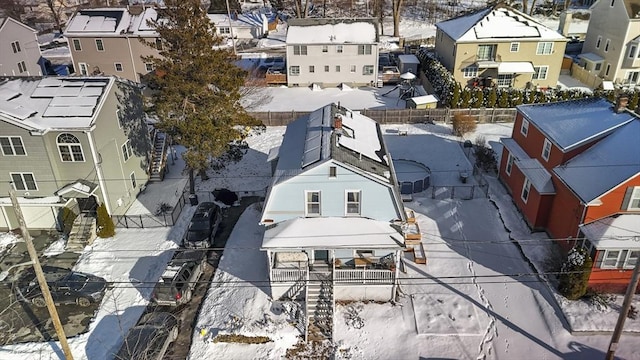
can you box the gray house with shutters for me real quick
[0,76,151,232]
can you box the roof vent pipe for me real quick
[333,115,342,129]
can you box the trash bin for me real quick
[189,194,199,206]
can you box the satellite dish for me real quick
[400,72,416,80]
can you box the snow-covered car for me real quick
[258,56,285,71]
[14,266,107,308]
[113,311,180,360]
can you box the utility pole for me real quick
[606,256,640,360]
[9,190,74,360]
[225,0,237,56]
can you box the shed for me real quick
[397,54,420,75]
[406,94,439,109]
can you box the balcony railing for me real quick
[271,268,307,283]
[334,269,394,284]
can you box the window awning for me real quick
[498,62,535,74]
[55,180,98,198]
[476,60,500,69]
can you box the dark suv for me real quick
[183,202,221,249]
[14,266,108,308]
[151,250,206,307]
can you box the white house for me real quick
[207,11,268,40]
[285,18,379,88]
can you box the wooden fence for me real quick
[250,108,517,126]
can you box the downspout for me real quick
[576,202,588,239]
[87,131,111,214]
[391,249,400,300]
[126,37,139,83]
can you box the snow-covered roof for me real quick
[0,77,113,131]
[271,103,391,186]
[261,217,404,249]
[578,52,604,62]
[64,7,158,37]
[501,137,529,160]
[517,158,555,194]
[208,13,265,29]
[553,119,640,203]
[437,5,566,42]
[410,95,439,105]
[580,214,640,249]
[286,18,377,44]
[517,98,635,152]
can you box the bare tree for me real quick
[392,0,403,37]
[45,0,65,32]
[0,0,24,21]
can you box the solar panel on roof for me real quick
[38,78,64,87]
[83,81,108,87]
[49,96,98,107]
[79,87,104,96]
[301,111,326,168]
[0,88,21,101]
[43,106,94,117]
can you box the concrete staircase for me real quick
[306,271,333,342]
[150,131,167,182]
[66,214,97,253]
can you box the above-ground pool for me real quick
[393,159,431,195]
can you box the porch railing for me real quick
[272,268,307,283]
[334,269,395,284]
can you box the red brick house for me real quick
[499,97,640,293]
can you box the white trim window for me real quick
[11,41,21,53]
[505,153,514,175]
[542,138,552,161]
[116,109,124,129]
[324,65,329,72]
[536,42,553,55]
[627,187,640,210]
[305,190,321,216]
[335,65,341,72]
[293,45,307,55]
[145,63,155,72]
[346,190,361,215]
[322,45,328,53]
[596,36,602,49]
[114,63,123,72]
[219,27,231,34]
[624,250,640,269]
[72,39,82,51]
[17,61,26,73]
[533,65,548,80]
[497,74,513,87]
[122,140,133,162]
[358,44,372,55]
[57,133,85,162]
[95,39,105,51]
[289,66,300,76]
[79,63,88,75]
[10,172,37,191]
[604,39,610,52]
[130,171,137,189]
[521,178,531,203]
[350,65,356,73]
[0,136,26,156]
[520,119,529,136]
[336,45,343,53]
[309,65,315,73]
[463,66,478,78]
[363,65,374,75]
[602,250,621,268]
[510,42,520,52]
[629,45,637,58]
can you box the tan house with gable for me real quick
[435,3,567,89]
[579,0,640,86]
[0,17,43,76]
[64,7,161,82]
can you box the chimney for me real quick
[333,115,342,129]
[615,95,629,113]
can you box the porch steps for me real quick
[66,214,97,253]
[306,272,333,342]
[150,131,167,182]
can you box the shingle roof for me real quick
[517,98,635,152]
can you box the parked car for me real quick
[14,266,108,308]
[258,56,285,71]
[151,249,206,307]
[183,202,221,249]
[113,311,180,360]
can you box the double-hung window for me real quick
[336,45,343,53]
[122,140,133,162]
[363,65,374,75]
[0,137,26,156]
[477,44,496,61]
[293,45,307,55]
[602,250,621,268]
[521,178,531,203]
[289,66,300,76]
[625,186,640,210]
[11,172,37,191]
[11,41,21,53]
[533,66,548,80]
[536,42,553,55]
[505,153,514,175]
[520,119,529,136]
[510,42,519,52]
[305,191,321,216]
[542,139,552,161]
[95,39,105,51]
[463,66,478,78]
[73,39,82,51]
[358,44,372,55]
[346,190,361,215]
[17,61,26,73]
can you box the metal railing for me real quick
[271,268,308,283]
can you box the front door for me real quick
[314,250,329,264]
[77,196,97,214]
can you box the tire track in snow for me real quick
[449,201,497,360]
